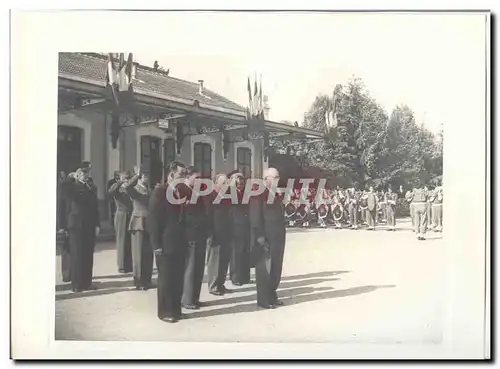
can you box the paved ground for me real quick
[55,218,445,343]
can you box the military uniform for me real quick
[385,191,398,230]
[249,189,286,308]
[60,177,100,291]
[432,188,443,232]
[405,190,415,230]
[426,190,433,231]
[365,191,378,230]
[411,188,428,240]
[125,175,153,289]
[347,190,359,229]
[359,191,368,225]
[108,181,133,273]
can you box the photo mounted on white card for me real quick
[10,9,490,360]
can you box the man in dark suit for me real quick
[60,162,100,292]
[148,161,188,323]
[182,166,209,309]
[249,167,286,309]
[229,172,251,286]
[108,171,133,274]
[57,171,71,282]
[206,173,233,296]
[124,166,154,290]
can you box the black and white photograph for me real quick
[10,8,490,360]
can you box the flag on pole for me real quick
[105,52,135,149]
[259,75,263,119]
[247,77,253,117]
[254,75,258,117]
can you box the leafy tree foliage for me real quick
[294,77,443,190]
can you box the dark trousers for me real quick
[206,238,231,293]
[182,236,207,306]
[131,230,153,287]
[230,231,251,284]
[115,211,132,273]
[68,226,95,290]
[61,239,71,282]
[156,247,186,319]
[255,238,285,306]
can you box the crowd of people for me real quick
[283,184,443,238]
[56,159,443,323]
[57,161,288,323]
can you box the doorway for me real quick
[140,135,163,186]
[57,125,83,176]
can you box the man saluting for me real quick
[249,168,286,309]
[60,162,100,292]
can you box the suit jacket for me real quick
[249,188,285,246]
[205,188,232,245]
[124,175,150,231]
[60,178,100,230]
[229,189,250,237]
[148,183,188,254]
[184,186,209,241]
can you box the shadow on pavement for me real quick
[187,284,396,319]
[281,270,350,281]
[55,286,135,301]
[92,271,158,280]
[232,277,340,294]
[56,278,147,292]
[203,284,337,308]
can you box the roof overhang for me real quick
[58,75,324,141]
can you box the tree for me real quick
[298,77,442,190]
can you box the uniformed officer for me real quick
[60,162,100,292]
[108,171,133,274]
[411,186,429,240]
[124,166,154,290]
[359,189,368,225]
[405,187,415,231]
[432,186,443,232]
[346,188,359,229]
[424,186,433,232]
[249,168,286,309]
[385,186,398,231]
[364,186,378,230]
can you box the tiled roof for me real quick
[58,52,246,113]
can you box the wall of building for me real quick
[58,109,107,201]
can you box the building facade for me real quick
[58,52,322,220]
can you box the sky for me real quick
[129,12,487,134]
